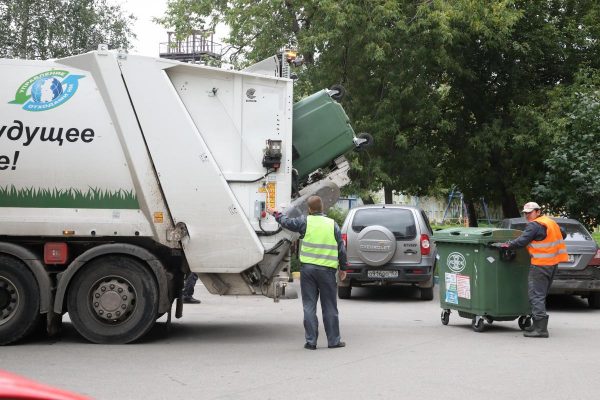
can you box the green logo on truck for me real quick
[9,70,84,112]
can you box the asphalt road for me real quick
[2,282,600,400]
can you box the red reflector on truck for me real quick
[341,233,347,248]
[44,242,68,265]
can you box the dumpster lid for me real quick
[433,227,522,244]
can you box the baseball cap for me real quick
[522,202,541,213]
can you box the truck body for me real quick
[0,49,358,344]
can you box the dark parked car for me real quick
[499,217,600,308]
[338,205,437,300]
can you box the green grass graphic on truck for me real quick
[0,185,139,209]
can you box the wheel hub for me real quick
[0,276,19,326]
[90,277,136,323]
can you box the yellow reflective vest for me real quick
[299,215,339,269]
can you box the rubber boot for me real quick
[523,316,549,338]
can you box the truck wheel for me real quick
[0,255,40,345]
[338,286,352,299]
[67,256,158,344]
[420,287,434,301]
[588,293,600,309]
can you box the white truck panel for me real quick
[0,208,151,236]
[0,58,158,239]
[57,52,176,246]
[117,55,265,273]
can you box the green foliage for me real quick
[0,185,139,209]
[533,69,600,230]
[160,0,600,222]
[326,207,348,227]
[0,0,135,59]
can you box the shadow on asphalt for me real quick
[343,285,426,302]
[547,294,594,313]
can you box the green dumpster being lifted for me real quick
[433,228,532,332]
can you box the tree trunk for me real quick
[361,195,375,205]
[500,188,520,218]
[18,0,31,58]
[464,198,479,227]
[384,187,393,204]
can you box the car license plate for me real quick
[367,270,398,279]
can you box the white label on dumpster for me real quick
[445,273,457,291]
[447,252,467,273]
[457,274,471,299]
[445,273,459,304]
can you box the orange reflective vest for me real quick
[527,216,569,266]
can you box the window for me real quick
[352,208,416,240]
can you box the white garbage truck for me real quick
[0,47,367,344]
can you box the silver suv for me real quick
[338,205,437,300]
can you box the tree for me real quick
[0,0,135,59]
[159,0,600,223]
[534,69,600,229]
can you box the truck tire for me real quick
[67,256,159,344]
[0,255,40,345]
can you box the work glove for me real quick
[490,242,509,248]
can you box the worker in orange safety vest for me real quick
[492,201,567,338]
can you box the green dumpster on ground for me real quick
[433,227,531,332]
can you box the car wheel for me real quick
[471,316,485,332]
[0,255,40,345]
[441,309,450,325]
[67,256,159,344]
[588,293,600,309]
[420,287,434,301]
[338,285,352,299]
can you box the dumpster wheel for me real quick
[471,316,485,332]
[441,309,450,325]
[518,315,532,331]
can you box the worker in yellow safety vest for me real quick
[268,195,347,350]
[493,201,568,338]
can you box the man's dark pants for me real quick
[183,273,198,297]
[528,264,557,319]
[300,263,341,347]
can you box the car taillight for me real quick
[420,234,431,256]
[589,249,600,266]
[341,233,347,248]
[44,242,68,265]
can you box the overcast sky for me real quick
[121,0,168,56]
[119,0,228,58]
